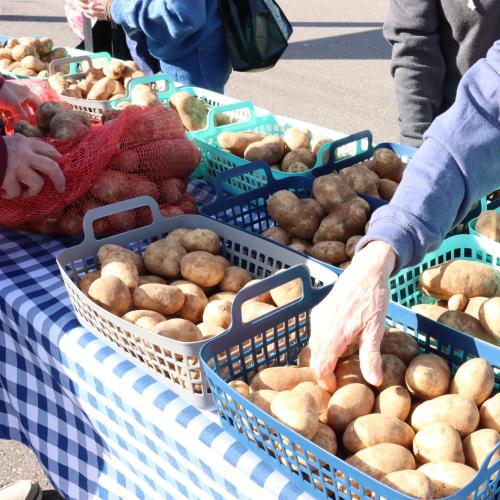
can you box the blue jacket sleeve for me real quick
[110,0,208,43]
[358,40,500,273]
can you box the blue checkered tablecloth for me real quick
[0,180,313,500]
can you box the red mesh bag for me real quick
[0,80,201,236]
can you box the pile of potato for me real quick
[0,36,64,78]
[474,210,500,242]
[13,101,91,140]
[261,173,375,268]
[229,331,499,499]
[411,260,500,347]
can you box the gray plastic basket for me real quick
[56,196,339,409]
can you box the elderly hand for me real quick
[78,0,111,21]
[0,80,40,119]
[309,241,396,393]
[1,134,64,198]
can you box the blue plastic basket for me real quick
[199,161,386,243]
[200,264,499,499]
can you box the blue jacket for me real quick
[110,0,226,63]
[359,40,500,273]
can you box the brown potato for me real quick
[417,462,476,498]
[380,470,433,500]
[345,235,362,260]
[378,178,399,201]
[465,296,489,320]
[101,259,139,289]
[177,292,208,324]
[480,394,500,432]
[170,280,206,299]
[247,390,278,414]
[244,135,286,164]
[261,226,290,245]
[312,422,337,455]
[103,60,125,80]
[87,77,117,100]
[292,381,331,423]
[219,266,252,293]
[463,428,500,470]
[181,228,220,254]
[380,327,419,365]
[11,67,36,77]
[153,318,202,342]
[378,354,406,392]
[285,161,309,173]
[475,210,500,242]
[122,310,166,324]
[241,280,274,305]
[372,148,405,182]
[283,127,311,150]
[312,173,358,212]
[78,270,101,296]
[438,311,496,345]
[335,354,365,387]
[202,299,231,329]
[413,423,465,465]
[137,275,167,286]
[281,148,316,171]
[250,366,315,392]
[169,92,208,131]
[88,276,131,316]
[339,164,380,197]
[478,297,500,337]
[132,284,185,315]
[228,380,251,398]
[209,292,236,303]
[20,55,45,72]
[144,240,186,279]
[181,251,225,288]
[12,44,35,61]
[411,304,449,321]
[197,322,225,339]
[449,358,494,405]
[301,198,325,219]
[241,301,276,322]
[98,244,145,274]
[448,293,468,312]
[405,353,451,400]
[217,131,266,157]
[309,241,347,266]
[0,59,11,69]
[271,390,318,438]
[164,228,192,246]
[374,385,411,421]
[269,274,302,307]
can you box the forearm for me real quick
[360,41,500,272]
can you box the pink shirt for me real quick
[63,0,84,40]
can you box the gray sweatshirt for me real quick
[384,0,500,147]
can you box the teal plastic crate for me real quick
[390,234,500,308]
[191,101,364,194]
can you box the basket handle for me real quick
[324,129,373,169]
[124,72,176,96]
[475,441,500,479]
[230,265,330,330]
[206,101,256,130]
[82,196,162,245]
[48,52,112,77]
[213,160,277,199]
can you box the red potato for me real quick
[157,177,186,205]
[58,208,84,236]
[109,149,139,173]
[90,170,130,204]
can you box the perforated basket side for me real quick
[200,269,500,499]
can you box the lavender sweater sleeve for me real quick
[358,40,500,273]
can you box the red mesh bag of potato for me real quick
[0,80,201,236]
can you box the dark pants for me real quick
[76,21,132,61]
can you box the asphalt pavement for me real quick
[0,0,396,495]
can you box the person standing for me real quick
[384,0,500,147]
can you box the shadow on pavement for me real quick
[0,15,66,23]
[282,29,391,60]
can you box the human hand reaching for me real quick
[0,80,40,119]
[1,134,64,198]
[309,241,396,392]
[78,0,111,21]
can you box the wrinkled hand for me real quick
[78,0,110,21]
[1,134,64,198]
[309,241,396,392]
[0,80,40,119]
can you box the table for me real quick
[0,180,313,500]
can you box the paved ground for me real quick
[0,0,396,496]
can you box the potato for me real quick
[281,148,315,171]
[378,178,399,201]
[13,120,44,138]
[169,280,205,298]
[85,67,105,84]
[411,394,480,437]
[35,101,65,129]
[312,173,358,212]
[267,190,320,240]
[380,327,419,365]
[101,259,139,289]
[11,67,36,77]
[285,162,309,173]
[181,228,220,254]
[177,291,208,324]
[309,241,347,266]
[343,413,415,453]
[144,240,186,279]
[44,47,67,63]
[122,310,166,324]
[88,276,131,316]
[269,274,302,307]
[244,135,286,164]
[250,366,315,392]
[217,131,266,157]
[381,470,433,499]
[345,235,362,260]
[242,302,276,323]
[465,296,489,320]
[448,293,468,312]
[335,354,365,387]
[283,127,311,151]
[98,244,145,274]
[163,228,190,246]
[438,311,496,344]
[375,385,411,421]
[169,92,208,131]
[405,353,451,400]
[261,226,290,245]
[153,318,202,342]
[12,44,35,61]
[378,354,406,392]
[292,381,331,423]
[288,240,311,253]
[301,198,325,219]
[219,266,252,293]
[241,280,274,305]
[271,390,319,439]
[247,390,278,414]
[338,261,351,269]
[137,275,167,286]
[131,83,160,106]
[78,270,101,296]
[478,297,500,337]
[411,303,449,321]
[419,260,499,300]
[339,164,380,197]
[346,443,416,480]
[35,37,53,56]
[312,422,337,455]
[463,428,500,470]
[0,59,11,69]
[87,77,117,101]
[313,199,370,244]
[132,284,185,315]
[327,383,375,432]
[103,60,125,80]
[228,380,251,398]
[372,148,405,182]
[48,73,67,94]
[417,462,476,498]
[50,111,89,139]
[209,292,236,303]
[413,423,465,465]
[480,394,500,432]
[135,316,163,331]
[202,299,231,329]
[197,322,225,339]
[449,358,494,406]
[475,210,500,242]
[20,55,45,72]
[181,251,225,287]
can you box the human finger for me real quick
[357,318,385,386]
[17,165,45,196]
[1,176,22,199]
[30,154,65,193]
[31,140,62,159]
